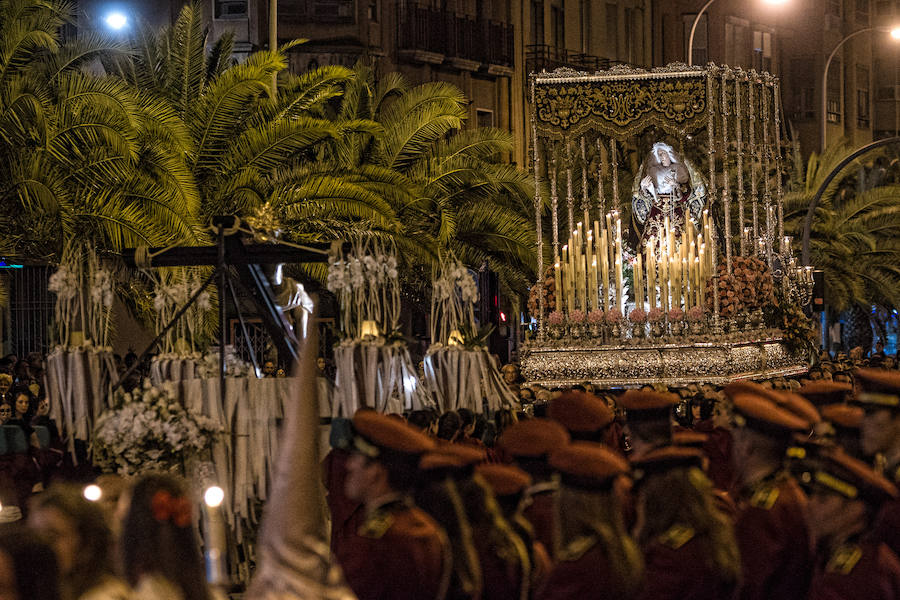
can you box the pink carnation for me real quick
[588,309,605,324]
[569,309,586,324]
[548,311,565,326]
[687,306,705,322]
[605,308,623,323]
[629,308,647,323]
[667,307,684,322]
[647,308,664,323]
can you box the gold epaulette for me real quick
[558,535,598,562]
[825,544,863,575]
[657,524,695,550]
[358,510,394,539]
[748,481,780,509]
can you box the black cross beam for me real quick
[121,216,334,376]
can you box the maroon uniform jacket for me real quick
[536,536,627,600]
[873,465,900,561]
[807,541,900,600]
[694,420,736,493]
[335,498,451,600]
[636,524,738,600]
[322,448,365,556]
[735,473,814,600]
[523,483,557,557]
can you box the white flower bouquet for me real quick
[93,382,221,476]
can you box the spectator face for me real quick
[14,395,29,419]
[263,361,275,376]
[0,377,9,395]
[316,358,326,372]
[0,404,11,424]
[36,399,49,418]
[27,506,79,574]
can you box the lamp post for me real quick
[687,0,789,67]
[821,26,900,152]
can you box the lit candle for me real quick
[659,238,669,312]
[615,215,623,312]
[204,486,228,585]
[585,231,594,309]
[647,240,656,310]
[591,257,599,310]
[600,228,610,310]
[682,257,690,309]
[694,256,702,307]
[554,258,562,313]
[635,253,644,309]
[562,244,570,314]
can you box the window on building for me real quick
[215,0,248,19]
[311,0,355,23]
[607,4,619,58]
[752,29,772,72]
[725,18,750,67]
[827,57,842,123]
[368,0,378,22]
[683,14,707,65]
[580,0,591,53]
[551,5,564,49]
[857,65,871,128]
[476,109,494,129]
[531,0,545,45]
[624,7,633,63]
[856,0,870,25]
[799,88,816,120]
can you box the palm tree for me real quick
[106,3,400,238]
[0,0,202,258]
[781,139,900,351]
[319,63,536,295]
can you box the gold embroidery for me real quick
[749,482,780,510]
[658,524,695,550]
[825,544,863,575]
[559,535,598,561]
[533,77,708,140]
[358,511,394,539]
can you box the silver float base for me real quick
[520,336,809,388]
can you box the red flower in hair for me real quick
[150,490,192,528]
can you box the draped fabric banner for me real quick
[532,67,708,141]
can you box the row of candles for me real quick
[554,210,715,315]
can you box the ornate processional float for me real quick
[521,63,816,387]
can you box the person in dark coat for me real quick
[725,389,817,600]
[537,442,643,600]
[630,445,741,600]
[797,447,900,600]
[335,411,452,600]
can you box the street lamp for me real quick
[104,11,128,31]
[687,0,789,67]
[821,26,900,151]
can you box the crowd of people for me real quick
[322,347,900,600]
[1,341,900,599]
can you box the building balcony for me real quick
[397,4,514,72]
[525,44,625,75]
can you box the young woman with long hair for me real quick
[119,474,222,600]
[631,447,741,600]
[539,443,644,600]
[28,485,129,600]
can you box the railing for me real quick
[397,4,514,68]
[526,44,625,74]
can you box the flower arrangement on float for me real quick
[93,382,221,476]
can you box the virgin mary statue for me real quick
[631,142,707,244]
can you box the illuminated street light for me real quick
[104,12,128,30]
[822,26,900,151]
[687,0,790,66]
